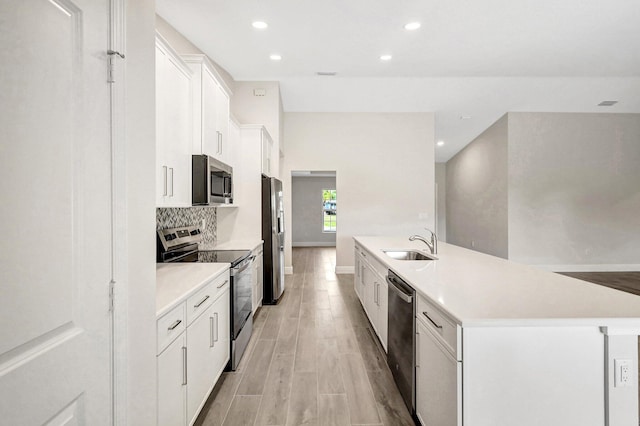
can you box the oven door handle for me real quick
[232,260,252,275]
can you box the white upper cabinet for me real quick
[156,35,193,207]
[261,128,274,177]
[183,55,233,166]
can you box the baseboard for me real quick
[335,266,355,274]
[292,242,336,247]
[284,266,293,275]
[535,264,640,272]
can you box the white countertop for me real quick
[199,239,263,252]
[156,263,229,317]
[354,236,640,327]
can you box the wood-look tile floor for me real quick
[195,247,415,426]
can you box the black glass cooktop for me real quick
[198,250,250,266]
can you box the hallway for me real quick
[196,247,414,426]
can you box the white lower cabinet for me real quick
[416,318,461,426]
[157,273,230,426]
[158,333,187,426]
[354,248,364,303]
[251,246,264,314]
[357,247,388,351]
[186,288,229,425]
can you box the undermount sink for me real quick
[383,250,437,261]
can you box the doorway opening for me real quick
[291,170,337,248]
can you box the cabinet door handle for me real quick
[423,311,443,329]
[167,319,182,331]
[416,330,420,368]
[374,282,378,304]
[210,316,215,348]
[194,295,210,308]
[217,279,228,289]
[214,312,219,342]
[182,346,187,385]
[162,166,168,196]
[168,167,174,196]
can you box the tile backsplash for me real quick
[156,207,217,245]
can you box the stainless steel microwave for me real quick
[192,155,233,205]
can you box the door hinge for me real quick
[107,50,125,84]
[109,280,116,312]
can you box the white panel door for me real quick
[0,1,114,424]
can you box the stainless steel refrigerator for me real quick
[262,176,285,304]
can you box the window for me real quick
[322,189,337,232]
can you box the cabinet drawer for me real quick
[157,303,186,355]
[417,295,460,360]
[186,271,229,325]
[360,247,387,278]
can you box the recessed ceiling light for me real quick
[598,100,618,106]
[404,22,421,31]
[437,141,445,147]
[252,21,268,29]
[459,115,472,120]
[269,54,282,61]
[316,71,337,76]
[380,55,392,61]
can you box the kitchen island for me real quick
[354,236,640,426]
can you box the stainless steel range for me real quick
[157,226,254,370]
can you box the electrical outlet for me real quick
[615,359,632,387]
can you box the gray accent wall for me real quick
[446,112,640,269]
[507,112,640,266]
[292,176,337,246]
[446,114,509,258]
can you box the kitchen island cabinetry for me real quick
[415,298,461,426]
[353,236,640,426]
[155,34,192,207]
[157,264,230,426]
[183,54,232,165]
[354,244,388,351]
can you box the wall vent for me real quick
[316,71,337,76]
[253,88,266,97]
[598,100,618,106]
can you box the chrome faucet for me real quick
[409,228,438,255]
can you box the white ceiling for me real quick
[156,0,640,161]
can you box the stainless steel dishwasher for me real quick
[386,269,416,414]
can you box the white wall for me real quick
[231,82,283,159]
[508,112,640,268]
[125,0,157,423]
[446,115,509,258]
[283,112,435,272]
[292,176,337,246]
